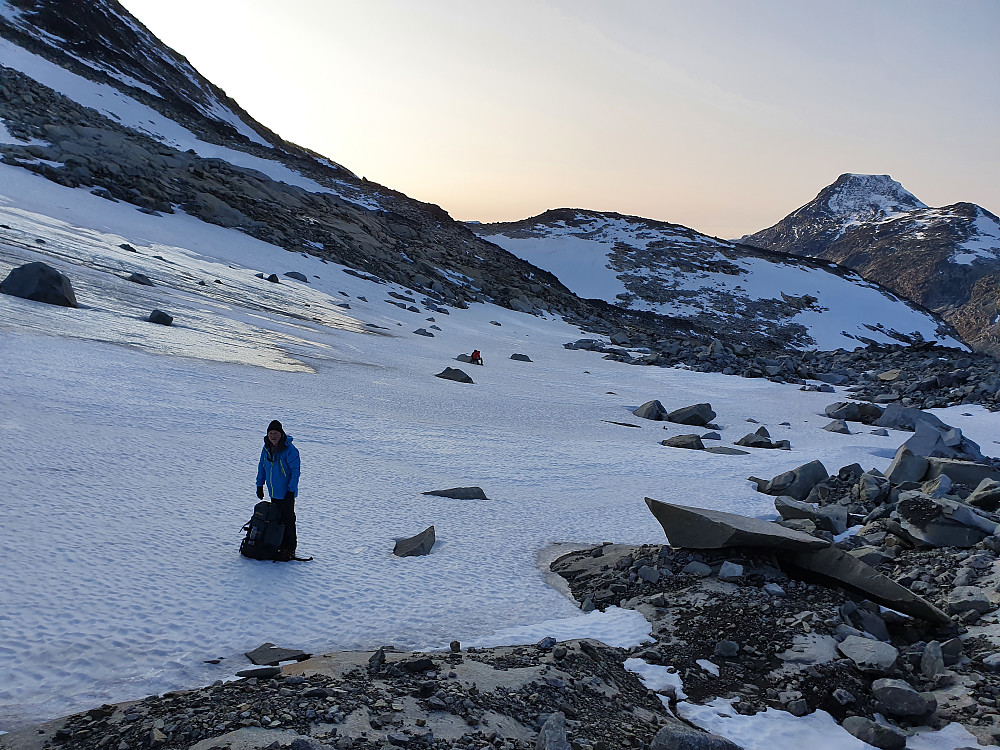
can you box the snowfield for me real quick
[2,168,998,750]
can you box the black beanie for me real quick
[267,420,284,434]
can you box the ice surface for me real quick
[1,165,996,750]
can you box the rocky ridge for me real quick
[474,208,962,353]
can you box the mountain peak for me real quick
[819,173,927,220]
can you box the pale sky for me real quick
[117,0,999,239]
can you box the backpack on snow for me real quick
[240,501,286,560]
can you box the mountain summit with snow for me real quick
[742,174,1000,354]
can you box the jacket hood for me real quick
[263,434,293,450]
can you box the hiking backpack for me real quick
[239,501,285,560]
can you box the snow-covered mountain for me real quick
[0,0,600,326]
[741,174,1000,354]
[474,208,963,351]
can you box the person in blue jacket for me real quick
[255,419,300,558]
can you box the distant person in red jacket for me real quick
[471,349,483,366]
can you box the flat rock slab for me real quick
[704,446,751,456]
[393,525,435,557]
[838,635,899,670]
[245,642,311,666]
[783,547,950,625]
[644,497,829,552]
[422,487,489,500]
[189,726,303,750]
[235,666,283,679]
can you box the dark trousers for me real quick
[271,496,297,552]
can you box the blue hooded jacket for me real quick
[256,434,300,499]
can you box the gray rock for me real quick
[127,272,154,286]
[283,271,308,282]
[266,273,280,283]
[644,497,829,552]
[435,367,473,384]
[837,636,899,670]
[921,640,946,678]
[877,403,948,431]
[650,720,742,750]
[633,400,668,420]
[921,474,953,498]
[905,420,985,463]
[1,261,78,307]
[841,716,906,750]
[786,699,809,716]
[393,526,436,557]
[245,642,310,666]
[662,434,705,450]
[885,445,928,484]
[682,561,712,577]
[422,486,489,500]
[924,458,999,488]
[859,472,891,504]
[946,586,992,615]
[896,493,998,548]
[763,583,785,596]
[714,640,739,658]
[413,328,434,337]
[871,428,889,436]
[846,546,892,566]
[536,711,571,750]
[983,652,1000,671]
[774,496,847,534]
[763,460,829,501]
[637,565,660,583]
[148,309,173,326]
[872,678,935,717]
[704,446,751,455]
[823,419,851,434]
[784,546,950,625]
[825,401,863,421]
[235,666,282,679]
[701,431,722,440]
[833,688,856,705]
[735,432,775,449]
[456,353,473,363]
[510,353,532,362]
[968,479,1000,512]
[667,403,717,426]
[718,561,743,581]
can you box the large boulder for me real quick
[662,434,705,450]
[923,458,999,488]
[968,479,1000,512]
[536,711,571,750]
[877,403,948,431]
[633,400,668,421]
[644,497,828,552]
[895,492,998,548]
[649,720,742,750]
[904,420,985,463]
[841,716,906,750]
[885,445,928,484]
[1,261,78,307]
[761,460,829,501]
[871,678,936,717]
[667,403,716,426]
[837,635,899,670]
[148,309,173,326]
[393,526,435,557]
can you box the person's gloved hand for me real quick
[284,491,295,501]
[256,486,264,499]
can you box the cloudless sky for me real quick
[117,0,999,238]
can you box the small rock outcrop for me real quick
[393,526,435,557]
[435,367,473,384]
[422,487,489,500]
